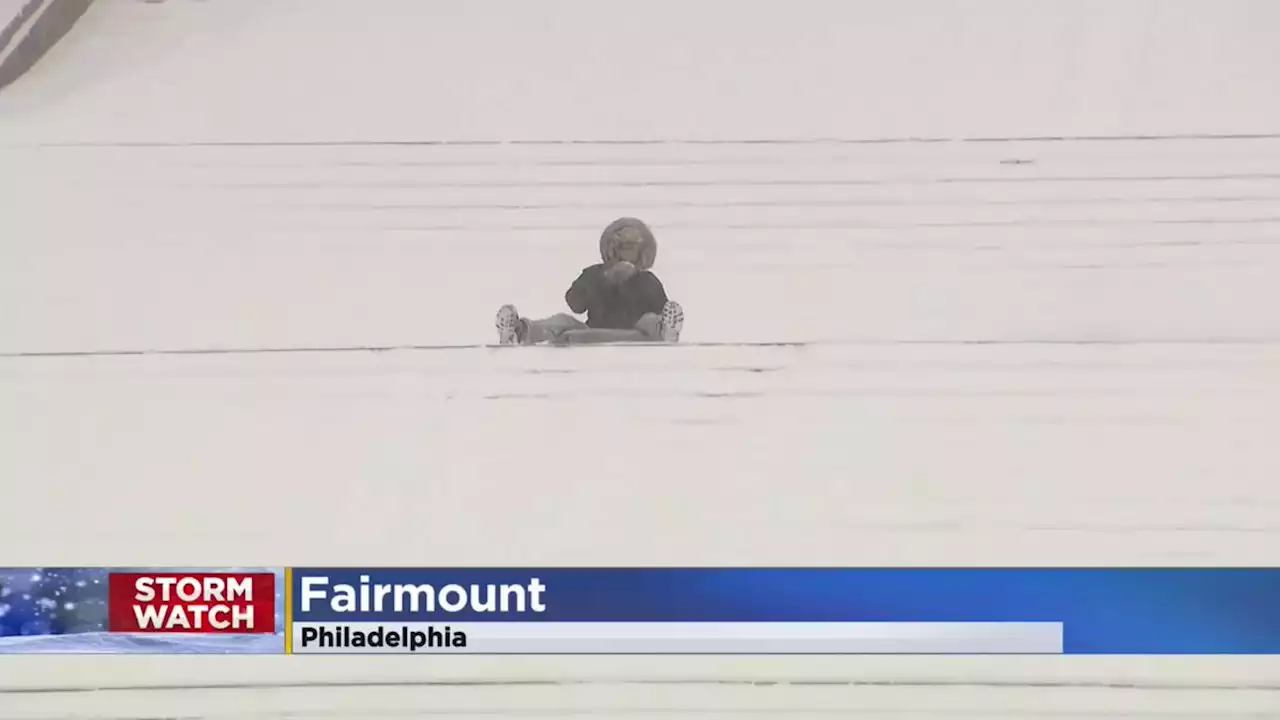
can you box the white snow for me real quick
[3,0,1280,142]
[0,0,28,23]
[2,0,1280,718]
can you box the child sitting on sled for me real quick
[496,217,684,345]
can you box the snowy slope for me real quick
[2,0,1280,718]
[3,0,1280,142]
[5,136,1280,352]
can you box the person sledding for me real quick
[495,217,684,346]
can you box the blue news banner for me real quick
[2,568,1276,654]
[286,568,1280,655]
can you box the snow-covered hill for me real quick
[2,1,1278,718]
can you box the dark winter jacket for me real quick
[564,217,668,329]
[565,264,668,329]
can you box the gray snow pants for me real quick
[523,313,664,345]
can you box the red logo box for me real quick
[107,572,276,634]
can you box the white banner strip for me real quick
[290,622,1063,655]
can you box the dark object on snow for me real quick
[565,264,668,330]
[566,218,668,329]
[0,0,95,92]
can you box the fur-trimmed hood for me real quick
[599,217,657,270]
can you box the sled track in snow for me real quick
[22,130,1280,148]
[9,676,1280,695]
[7,338,1280,360]
[7,675,1279,720]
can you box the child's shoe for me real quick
[495,305,527,346]
[658,300,684,343]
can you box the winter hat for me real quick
[599,217,658,270]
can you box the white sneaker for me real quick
[659,300,684,343]
[495,304,522,345]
